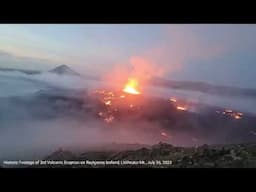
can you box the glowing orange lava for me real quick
[177,106,187,111]
[170,98,177,102]
[122,78,141,95]
[234,115,241,119]
[105,100,111,105]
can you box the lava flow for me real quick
[177,106,187,111]
[122,78,141,95]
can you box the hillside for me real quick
[42,142,256,168]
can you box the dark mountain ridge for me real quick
[49,64,80,76]
[0,67,40,74]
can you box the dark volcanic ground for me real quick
[3,88,255,144]
[1,88,256,164]
[17,142,256,168]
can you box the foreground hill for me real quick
[43,142,256,168]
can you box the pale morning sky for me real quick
[0,24,256,88]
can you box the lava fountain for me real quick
[122,78,141,95]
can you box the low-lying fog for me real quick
[0,71,256,160]
[144,86,256,115]
[1,71,256,114]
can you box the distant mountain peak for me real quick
[49,64,80,76]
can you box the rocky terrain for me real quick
[42,142,256,168]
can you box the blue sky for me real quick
[0,24,256,88]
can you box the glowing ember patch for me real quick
[234,115,241,119]
[105,100,111,105]
[170,98,177,102]
[120,95,125,98]
[177,106,186,111]
[123,78,141,95]
[161,132,168,137]
[104,115,114,123]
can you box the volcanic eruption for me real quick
[122,78,141,95]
